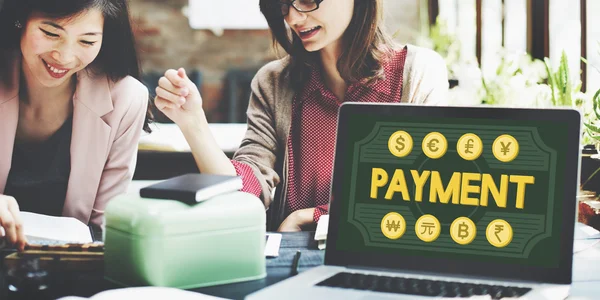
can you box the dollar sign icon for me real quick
[451,217,476,245]
[388,131,413,158]
[395,136,405,151]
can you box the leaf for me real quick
[593,89,600,120]
[558,51,570,105]
[584,122,600,134]
[544,58,557,106]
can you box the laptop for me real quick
[246,103,581,300]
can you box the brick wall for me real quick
[129,0,423,122]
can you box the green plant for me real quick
[477,49,549,107]
[583,90,600,143]
[544,50,582,107]
[579,43,600,146]
[578,42,600,189]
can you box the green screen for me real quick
[335,114,568,268]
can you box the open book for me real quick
[0,212,93,248]
[57,287,228,300]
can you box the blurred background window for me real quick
[587,0,600,94]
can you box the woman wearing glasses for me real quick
[155,0,448,232]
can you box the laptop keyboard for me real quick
[316,272,532,299]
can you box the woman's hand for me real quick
[278,208,316,232]
[154,68,205,128]
[0,195,26,251]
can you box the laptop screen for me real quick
[327,103,580,284]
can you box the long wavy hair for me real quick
[0,0,153,133]
[259,0,395,91]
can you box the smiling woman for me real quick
[153,0,449,233]
[0,0,152,250]
[20,10,105,86]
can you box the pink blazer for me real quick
[0,62,148,227]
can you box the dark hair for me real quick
[259,0,394,91]
[0,0,153,133]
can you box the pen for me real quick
[290,250,301,276]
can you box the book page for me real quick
[19,212,92,243]
[57,286,228,299]
[315,215,329,241]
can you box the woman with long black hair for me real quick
[0,0,152,250]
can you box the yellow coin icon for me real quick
[450,217,476,245]
[492,134,519,162]
[388,131,413,158]
[457,133,483,161]
[415,214,441,242]
[422,132,448,159]
[486,219,513,248]
[381,212,406,240]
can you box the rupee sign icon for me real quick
[494,224,504,242]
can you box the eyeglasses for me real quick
[277,0,324,17]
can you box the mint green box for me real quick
[103,191,266,288]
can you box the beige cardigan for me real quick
[232,44,449,230]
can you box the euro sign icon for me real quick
[494,224,504,242]
[465,139,474,154]
[458,222,469,239]
[427,138,439,152]
[395,136,405,151]
[500,141,512,155]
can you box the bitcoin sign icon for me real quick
[422,132,448,159]
[492,134,519,162]
[415,214,441,242]
[457,133,483,161]
[486,219,513,248]
[450,217,476,245]
[388,131,413,158]
[380,212,406,240]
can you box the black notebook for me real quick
[139,174,243,204]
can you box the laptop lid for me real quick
[325,103,581,285]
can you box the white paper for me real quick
[57,286,229,299]
[265,233,282,257]
[575,222,600,240]
[138,123,247,153]
[19,211,92,243]
[315,214,329,241]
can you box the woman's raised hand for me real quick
[154,68,205,127]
